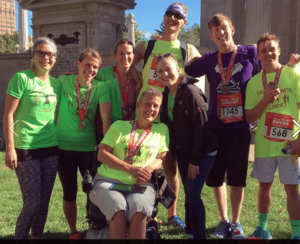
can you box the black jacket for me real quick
[161,76,218,166]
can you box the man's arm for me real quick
[133,41,146,65]
[187,44,201,61]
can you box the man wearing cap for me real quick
[134,2,200,230]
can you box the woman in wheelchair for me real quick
[89,88,169,239]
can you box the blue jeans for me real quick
[177,152,216,239]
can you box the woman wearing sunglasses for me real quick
[157,53,218,239]
[133,2,201,229]
[3,37,60,239]
[56,48,111,239]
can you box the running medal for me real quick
[114,67,130,119]
[217,46,238,94]
[75,77,92,130]
[124,156,134,164]
[126,121,152,164]
[221,86,230,94]
[78,121,87,129]
[262,64,283,91]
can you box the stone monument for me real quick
[201,0,300,63]
[17,1,29,53]
[19,0,136,77]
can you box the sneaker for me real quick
[231,222,245,239]
[214,219,231,239]
[250,226,272,239]
[168,215,186,230]
[292,236,300,239]
[70,231,80,240]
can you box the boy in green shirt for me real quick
[245,33,300,239]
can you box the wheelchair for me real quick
[82,170,161,240]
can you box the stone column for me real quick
[18,1,28,53]
[127,13,136,45]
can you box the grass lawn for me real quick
[0,151,292,239]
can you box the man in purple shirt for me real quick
[185,13,262,239]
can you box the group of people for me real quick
[3,1,300,240]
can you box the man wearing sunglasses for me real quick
[134,2,200,231]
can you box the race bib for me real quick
[147,58,165,88]
[217,93,244,123]
[263,112,293,142]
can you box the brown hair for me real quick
[139,88,163,103]
[113,39,143,99]
[207,13,234,32]
[78,48,102,66]
[31,37,57,69]
[256,33,280,52]
[155,52,181,74]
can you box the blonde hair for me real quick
[31,37,57,69]
[78,48,102,65]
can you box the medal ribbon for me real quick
[128,121,152,158]
[262,64,283,89]
[114,66,130,110]
[217,46,238,87]
[75,77,92,121]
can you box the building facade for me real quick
[0,0,15,36]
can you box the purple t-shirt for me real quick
[185,45,262,129]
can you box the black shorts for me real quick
[58,149,94,202]
[206,128,251,187]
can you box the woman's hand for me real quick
[129,166,152,185]
[188,163,199,180]
[5,148,17,170]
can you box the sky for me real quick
[15,1,201,38]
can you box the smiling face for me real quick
[163,10,187,33]
[77,56,100,82]
[32,42,56,72]
[114,43,134,70]
[210,20,235,48]
[257,40,281,69]
[156,58,180,88]
[137,94,162,124]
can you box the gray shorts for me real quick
[89,174,156,222]
[251,156,300,184]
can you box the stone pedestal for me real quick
[19,0,136,77]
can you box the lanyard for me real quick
[114,66,130,109]
[262,64,283,89]
[128,121,152,158]
[75,77,92,121]
[217,46,238,87]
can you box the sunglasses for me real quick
[35,50,56,59]
[165,11,184,20]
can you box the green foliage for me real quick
[0,31,19,53]
[0,152,293,240]
[123,15,147,44]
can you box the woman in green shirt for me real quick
[56,48,111,239]
[3,37,60,239]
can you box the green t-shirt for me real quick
[136,39,190,121]
[57,75,110,151]
[98,120,169,184]
[168,92,176,122]
[96,66,122,122]
[245,66,300,157]
[6,69,61,149]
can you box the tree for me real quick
[154,22,165,36]
[0,39,6,53]
[1,31,19,53]
[122,14,147,44]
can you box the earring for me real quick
[31,59,34,62]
